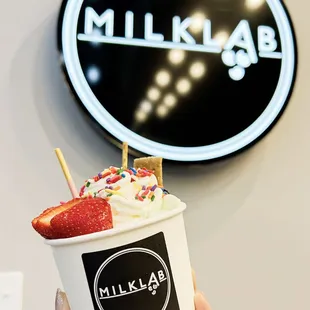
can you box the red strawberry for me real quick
[50,198,113,239]
[32,198,82,239]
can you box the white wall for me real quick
[0,1,309,309]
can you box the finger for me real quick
[192,268,197,292]
[194,291,212,310]
[55,289,71,310]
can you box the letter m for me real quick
[84,8,114,37]
[99,287,110,298]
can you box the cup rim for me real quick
[45,203,186,247]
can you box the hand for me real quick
[55,270,211,310]
[192,269,212,310]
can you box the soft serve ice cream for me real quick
[32,164,185,239]
[80,166,183,226]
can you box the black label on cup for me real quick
[82,232,180,310]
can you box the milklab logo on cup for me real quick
[82,233,180,310]
[95,249,170,300]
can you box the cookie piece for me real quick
[134,157,163,186]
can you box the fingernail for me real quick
[55,289,70,310]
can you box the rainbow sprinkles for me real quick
[79,166,169,202]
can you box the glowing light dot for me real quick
[147,87,161,101]
[176,78,192,95]
[163,94,177,108]
[168,49,186,65]
[245,0,265,10]
[189,62,206,79]
[214,31,229,47]
[86,66,101,84]
[156,105,169,118]
[90,28,103,46]
[135,110,148,122]
[139,100,153,114]
[189,12,207,33]
[155,70,171,87]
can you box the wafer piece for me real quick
[134,157,163,186]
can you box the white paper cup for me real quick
[45,204,194,310]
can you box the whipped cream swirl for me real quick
[80,167,184,226]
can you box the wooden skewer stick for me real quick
[54,148,79,198]
[122,142,128,169]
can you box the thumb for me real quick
[194,291,212,310]
[55,289,71,310]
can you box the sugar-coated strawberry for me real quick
[50,198,113,239]
[32,198,82,239]
[32,206,57,230]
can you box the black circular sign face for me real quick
[58,0,297,162]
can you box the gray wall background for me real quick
[0,0,309,309]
